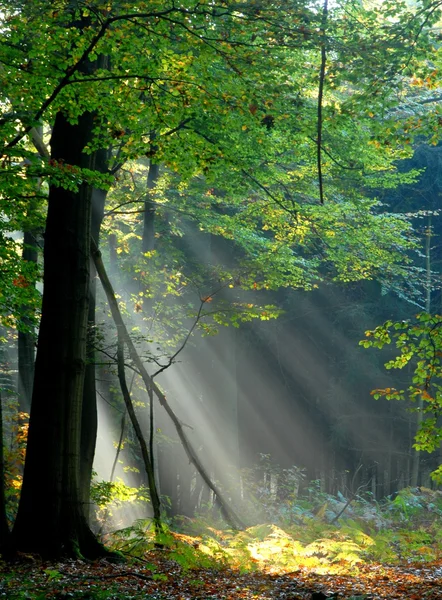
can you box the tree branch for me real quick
[1,7,179,153]
[91,238,245,530]
[116,338,162,531]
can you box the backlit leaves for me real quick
[362,313,442,471]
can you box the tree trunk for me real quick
[18,124,47,413]
[12,112,104,558]
[142,161,159,253]
[116,339,162,530]
[158,437,179,518]
[80,150,109,523]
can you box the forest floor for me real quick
[4,487,442,599]
[1,551,442,600]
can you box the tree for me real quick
[2,0,293,557]
[11,108,106,556]
[1,0,440,557]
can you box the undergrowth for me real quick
[103,486,442,575]
[2,486,442,600]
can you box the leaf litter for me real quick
[1,552,442,600]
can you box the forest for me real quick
[2,0,442,598]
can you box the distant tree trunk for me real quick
[177,454,193,516]
[18,125,47,413]
[17,230,38,413]
[158,435,179,517]
[142,161,159,253]
[108,233,119,273]
[385,413,394,495]
[190,472,204,511]
[12,111,105,558]
[411,217,432,487]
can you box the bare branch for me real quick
[92,238,245,530]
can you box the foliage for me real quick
[360,313,442,479]
[102,475,442,572]
[3,0,442,563]
[1,0,437,336]
[0,237,40,331]
[91,478,150,533]
[2,401,28,525]
[91,479,150,509]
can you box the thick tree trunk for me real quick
[12,112,104,558]
[80,150,109,522]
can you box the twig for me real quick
[152,299,205,377]
[330,464,363,524]
[57,569,153,582]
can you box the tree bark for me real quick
[12,112,104,558]
[80,149,109,522]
